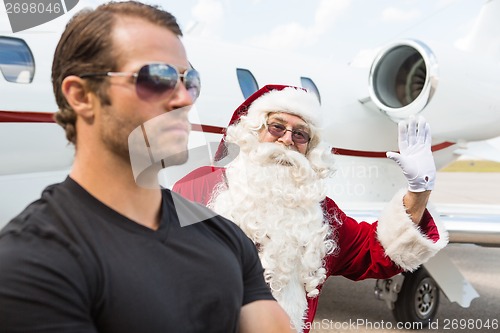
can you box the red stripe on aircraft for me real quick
[0,110,55,123]
[0,110,455,157]
[332,148,387,158]
[191,123,225,134]
[332,141,456,158]
[430,141,456,152]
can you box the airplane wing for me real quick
[336,198,500,248]
[434,203,500,247]
[453,140,500,163]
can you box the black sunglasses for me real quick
[79,63,201,101]
[266,122,311,144]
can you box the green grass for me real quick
[440,160,500,172]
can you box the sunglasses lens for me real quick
[292,131,309,144]
[267,123,310,144]
[136,64,178,97]
[136,64,201,101]
[268,124,285,137]
[184,69,201,100]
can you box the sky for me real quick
[163,0,483,63]
[71,0,485,65]
[1,0,486,63]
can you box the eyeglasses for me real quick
[79,63,201,101]
[266,122,311,144]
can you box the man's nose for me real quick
[277,130,294,146]
[168,83,195,109]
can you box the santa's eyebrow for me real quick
[268,115,310,131]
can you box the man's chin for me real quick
[161,149,189,167]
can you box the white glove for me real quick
[386,116,436,192]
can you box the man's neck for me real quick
[70,153,163,230]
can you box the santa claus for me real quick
[173,84,448,333]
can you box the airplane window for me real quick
[300,77,321,104]
[0,37,35,84]
[236,68,259,99]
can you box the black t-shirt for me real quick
[0,177,273,333]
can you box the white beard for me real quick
[209,133,336,333]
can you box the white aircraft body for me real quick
[1,0,500,327]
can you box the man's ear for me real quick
[61,75,97,120]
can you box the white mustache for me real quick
[251,142,305,166]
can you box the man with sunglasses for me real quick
[0,2,292,332]
[173,84,448,333]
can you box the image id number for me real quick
[6,2,62,14]
[443,318,498,330]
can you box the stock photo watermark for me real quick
[306,318,499,331]
[328,162,381,197]
[3,0,79,32]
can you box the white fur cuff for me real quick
[376,189,449,271]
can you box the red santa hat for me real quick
[226,84,322,129]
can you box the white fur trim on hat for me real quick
[376,189,449,271]
[247,87,322,127]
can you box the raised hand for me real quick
[386,116,436,192]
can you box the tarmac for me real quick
[310,171,500,333]
[430,172,500,205]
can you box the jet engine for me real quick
[368,39,438,122]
